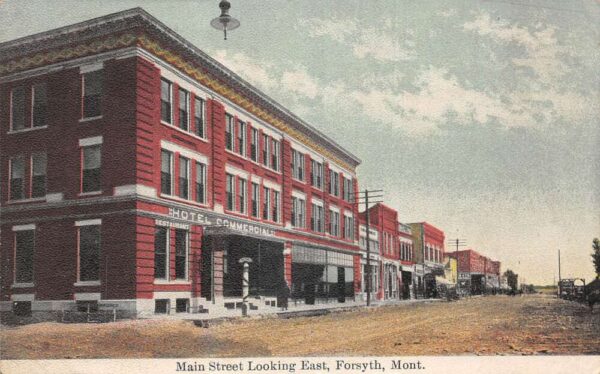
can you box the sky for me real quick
[1,0,598,285]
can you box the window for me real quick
[344,215,354,240]
[9,156,25,200]
[225,114,234,151]
[31,153,47,198]
[292,150,305,181]
[82,70,102,118]
[10,86,25,131]
[14,230,34,283]
[250,128,258,161]
[343,177,353,202]
[272,190,280,222]
[195,161,206,204]
[178,88,189,131]
[175,229,188,279]
[291,196,306,228]
[271,139,280,171]
[176,298,189,313]
[311,203,324,232]
[329,210,340,237]
[329,170,340,197]
[251,182,259,218]
[154,226,168,279]
[262,187,270,220]
[82,145,101,193]
[155,299,169,314]
[238,179,247,214]
[161,150,173,195]
[194,97,206,138]
[311,160,323,189]
[79,225,101,282]
[262,134,269,166]
[237,120,246,156]
[178,157,190,199]
[32,83,47,128]
[226,174,235,211]
[161,79,172,123]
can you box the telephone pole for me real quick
[352,189,383,307]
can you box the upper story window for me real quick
[32,83,47,128]
[10,86,26,131]
[271,139,280,171]
[178,156,190,200]
[329,210,340,237]
[14,227,35,284]
[237,120,246,157]
[311,160,323,189]
[195,161,206,204]
[81,145,101,193]
[344,215,354,240]
[226,173,235,211]
[262,186,271,220]
[194,97,206,138]
[160,79,172,124]
[178,88,189,131]
[343,177,353,202]
[272,190,280,222]
[291,196,306,228]
[329,170,340,197]
[225,114,234,151]
[311,203,324,233]
[251,182,260,218]
[250,128,258,162]
[31,153,47,198]
[82,70,103,118]
[9,156,25,200]
[292,150,305,181]
[262,134,270,166]
[161,150,173,195]
[238,179,247,214]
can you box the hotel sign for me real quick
[157,207,276,237]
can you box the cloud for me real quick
[298,18,416,62]
[463,12,571,84]
[212,50,279,91]
[281,68,320,100]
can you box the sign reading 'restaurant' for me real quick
[157,207,276,237]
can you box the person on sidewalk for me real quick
[277,279,290,311]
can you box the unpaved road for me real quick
[1,295,598,359]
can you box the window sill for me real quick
[153,280,191,285]
[161,121,209,143]
[7,125,48,134]
[79,115,103,123]
[7,197,46,204]
[159,193,209,208]
[12,283,34,288]
[78,191,102,197]
[74,281,101,287]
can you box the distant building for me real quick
[448,249,501,295]
[408,222,445,298]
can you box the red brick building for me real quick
[358,204,400,300]
[448,249,501,294]
[0,9,362,318]
[408,222,445,298]
[398,222,415,299]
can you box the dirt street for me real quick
[1,295,598,359]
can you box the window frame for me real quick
[225,114,234,151]
[82,70,103,119]
[9,155,25,200]
[226,173,236,211]
[14,228,35,284]
[251,182,260,218]
[238,178,247,214]
[32,83,48,128]
[178,156,190,200]
[154,226,169,280]
[160,78,173,124]
[250,127,258,162]
[161,150,174,196]
[178,88,190,131]
[10,86,26,131]
[237,120,246,157]
[174,229,188,280]
[194,97,206,139]
[195,161,206,204]
[77,223,101,283]
[81,145,102,194]
[31,153,47,198]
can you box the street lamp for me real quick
[210,0,240,40]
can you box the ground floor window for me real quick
[155,299,169,314]
[78,224,101,282]
[14,229,34,284]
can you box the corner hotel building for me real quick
[0,8,362,317]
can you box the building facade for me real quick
[448,249,501,295]
[0,9,363,318]
[398,222,415,299]
[408,222,445,298]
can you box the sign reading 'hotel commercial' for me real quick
[156,207,276,237]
